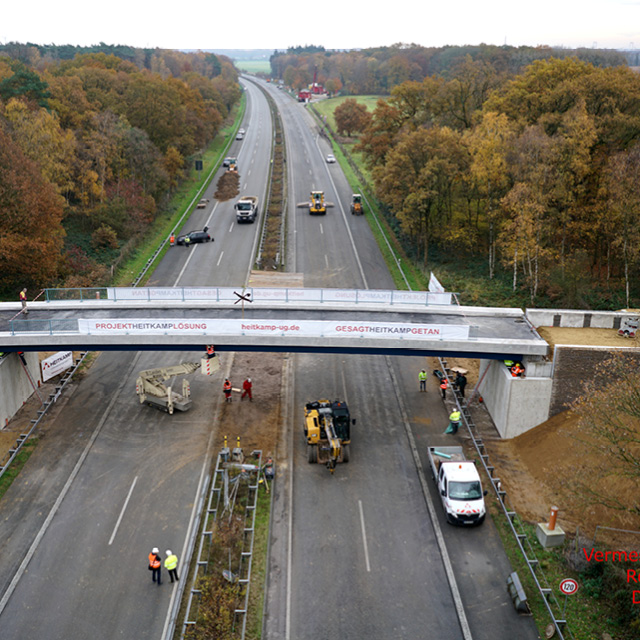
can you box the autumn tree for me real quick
[334,98,372,137]
[570,352,640,521]
[0,124,65,293]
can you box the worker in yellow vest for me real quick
[418,369,427,392]
[445,410,462,434]
[164,550,179,583]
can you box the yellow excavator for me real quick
[297,190,335,215]
[135,352,220,414]
[350,194,364,215]
[304,399,354,473]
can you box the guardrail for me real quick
[0,351,89,483]
[437,356,575,640]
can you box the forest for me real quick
[275,45,640,309]
[0,45,240,297]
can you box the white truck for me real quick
[234,195,258,223]
[427,446,487,526]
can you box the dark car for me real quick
[176,226,212,245]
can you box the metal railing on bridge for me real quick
[41,286,453,306]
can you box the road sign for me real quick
[559,578,579,595]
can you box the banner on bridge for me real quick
[77,319,469,341]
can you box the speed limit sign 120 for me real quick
[559,578,579,595]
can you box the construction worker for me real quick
[455,372,467,398]
[440,376,448,399]
[184,234,191,247]
[164,550,179,583]
[445,410,462,434]
[241,377,253,401]
[148,547,162,585]
[511,363,524,377]
[419,369,427,392]
[19,288,28,315]
[206,345,215,359]
[223,378,232,403]
[169,233,175,247]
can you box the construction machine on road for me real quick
[297,190,334,215]
[304,399,355,473]
[350,194,364,215]
[136,353,219,414]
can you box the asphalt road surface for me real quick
[0,78,272,639]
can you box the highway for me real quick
[261,80,539,640]
[0,78,272,639]
[0,74,539,640]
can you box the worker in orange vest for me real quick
[169,233,175,247]
[206,345,215,359]
[511,363,524,377]
[440,376,448,399]
[148,547,162,585]
[223,379,232,403]
[241,377,253,401]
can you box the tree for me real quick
[0,61,50,107]
[570,352,640,520]
[0,124,65,293]
[334,98,372,137]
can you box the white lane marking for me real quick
[217,251,224,266]
[229,221,235,233]
[173,244,198,286]
[205,201,219,228]
[0,352,143,616]
[247,169,252,177]
[108,476,138,546]
[325,254,329,269]
[320,223,324,234]
[358,500,371,572]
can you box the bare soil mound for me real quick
[214,172,239,201]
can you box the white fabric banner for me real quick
[77,318,469,341]
[41,351,73,382]
[429,272,445,293]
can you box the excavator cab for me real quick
[350,194,364,215]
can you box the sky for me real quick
[2,0,639,52]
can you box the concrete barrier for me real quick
[0,352,40,429]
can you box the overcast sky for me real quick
[2,0,639,52]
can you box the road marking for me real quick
[0,352,143,617]
[173,244,198,287]
[229,221,235,233]
[320,223,324,234]
[108,475,138,545]
[358,500,371,572]
[324,254,329,269]
[387,356,473,640]
[205,201,219,228]
[247,169,251,177]
[217,251,224,266]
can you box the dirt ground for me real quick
[441,326,640,549]
[214,171,239,201]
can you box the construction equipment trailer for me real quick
[304,399,355,473]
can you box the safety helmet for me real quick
[247,377,251,382]
[152,547,159,554]
[166,550,172,556]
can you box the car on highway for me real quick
[196,198,209,209]
[236,131,244,140]
[176,227,212,245]
[239,128,245,135]
[223,157,233,167]
[326,154,336,163]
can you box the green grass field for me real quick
[235,60,271,74]
[312,95,385,132]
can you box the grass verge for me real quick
[487,494,638,639]
[112,94,247,286]
[0,439,38,502]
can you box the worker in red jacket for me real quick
[223,379,232,403]
[440,376,448,399]
[241,377,253,401]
